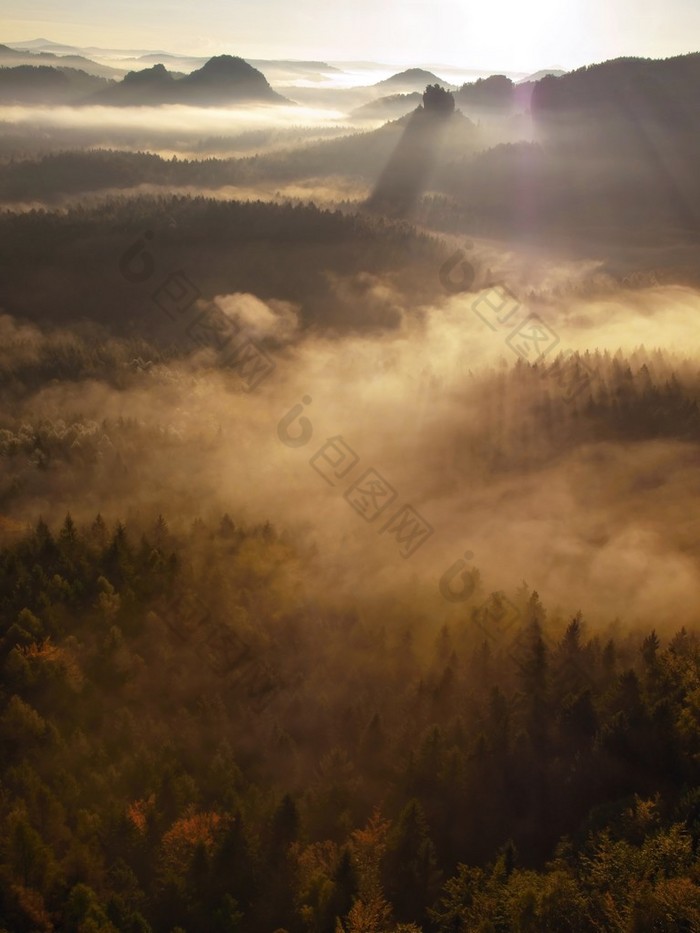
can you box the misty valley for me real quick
[0,33,700,933]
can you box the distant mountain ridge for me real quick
[374,68,457,92]
[0,43,125,78]
[0,64,109,103]
[91,55,292,106]
[0,54,292,106]
[91,54,293,106]
[517,68,566,84]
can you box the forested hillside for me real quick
[0,196,445,331]
[2,515,700,931]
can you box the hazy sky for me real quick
[2,0,700,71]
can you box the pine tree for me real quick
[384,799,441,924]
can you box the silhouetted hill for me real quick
[532,52,700,136]
[527,53,700,229]
[375,68,456,92]
[94,62,177,105]
[412,54,700,242]
[128,53,339,87]
[0,65,110,104]
[351,92,422,119]
[177,54,288,104]
[90,55,289,106]
[517,68,566,83]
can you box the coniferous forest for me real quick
[4,511,700,932]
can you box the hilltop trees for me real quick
[422,85,455,116]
